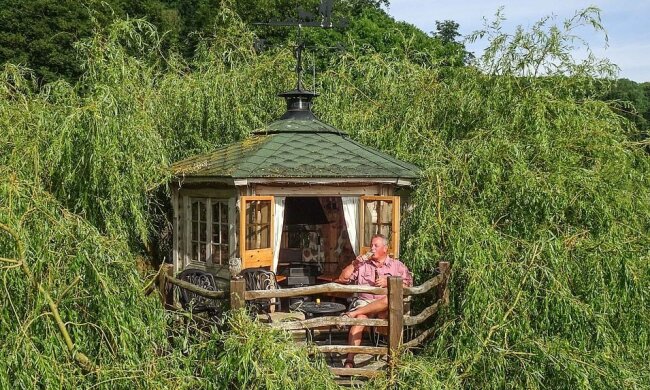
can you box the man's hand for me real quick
[374,276,389,288]
[352,254,366,269]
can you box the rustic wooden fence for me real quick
[153,261,450,378]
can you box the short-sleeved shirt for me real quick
[349,256,413,301]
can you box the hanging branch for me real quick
[0,222,96,372]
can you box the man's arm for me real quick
[334,255,364,284]
[334,263,355,284]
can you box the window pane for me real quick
[363,200,393,247]
[220,244,229,261]
[259,201,270,224]
[363,201,378,246]
[245,200,271,250]
[192,201,198,220]
[199,244,206,262]
[212,225,219,244]
[191,243,198,261]
[380,224,391,243]
[246,226,258,249]
[221,224,229,244]
[199,202,206,222]
[220,202,228,223]
[192,221,198,240]
[211,244,221,265]
[380,201,393,224]
[212,203,219,225]
[199,222,206,241]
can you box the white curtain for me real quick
[342,196,360,255]
[271,196,285,273]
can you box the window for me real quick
[360,196,400,257]
[189,198,229,266]
[245,199,271,250]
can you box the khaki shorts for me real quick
[349,298,373,311]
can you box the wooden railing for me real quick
[153,261,450,378]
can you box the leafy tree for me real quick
[0,0,175,84]
[1,0,469,83]
[602,78,649,133]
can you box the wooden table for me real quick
[317,274,337,283]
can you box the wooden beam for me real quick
[268,316,387,330]
[330,367,383,378]
[163,274,227,299]
[403,299,442,326]
[172,188,179,273]
[437,261,451,305]
[230,278,245,310]
[254,184,381,196]
[158,264,173,305]
[403,274,443,296]
[387,276,404,364]
[244,282,386,300]
[315,345,388,355]
[403,327,437,349]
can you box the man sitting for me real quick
[335,234,413,368]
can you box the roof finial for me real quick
[295,40,305,91]
[253,1,348,119]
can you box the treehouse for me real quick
[169,88,420,282]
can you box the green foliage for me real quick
[1,6,649,389]
[1,0,470,84]
[0,0,174,84]
[0,171,174,388]
[212,311,338,389]
[602,78,650,136]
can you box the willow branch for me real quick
[0,222,96,372]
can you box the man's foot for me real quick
[337,312,350,330]
[343,359,355,369]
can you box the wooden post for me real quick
[158,264,173,306]
[387,276,404,364]
[437,261,450,304]
[230,278,246,310]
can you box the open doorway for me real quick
[278,197,356,280]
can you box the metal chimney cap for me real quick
[278,88,319,120]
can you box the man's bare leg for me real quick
[347,296,388,318]
[344,297,389,367]
[345,314,367,368]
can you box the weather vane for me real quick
[254,0,347,91]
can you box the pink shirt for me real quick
[349,256,413,300]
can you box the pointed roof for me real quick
[171,90,420,183]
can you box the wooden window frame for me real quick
[186,197,230,268]
[359,196,400,258]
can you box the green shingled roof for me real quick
[171,117,420,180]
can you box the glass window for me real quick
[245,200,271,250]
[189,198,229,265]
[191,199,208,262]
[363,199,393,247]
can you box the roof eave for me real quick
[174,176,415,187]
